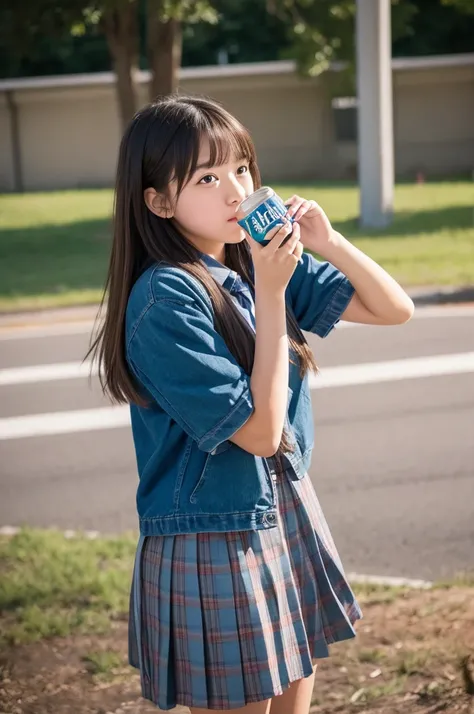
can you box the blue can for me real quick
[237,187,294,244]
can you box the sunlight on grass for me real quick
[0,528,137,645]
[0,189,114,230]
[0,180,473,310]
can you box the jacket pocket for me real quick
[189,440,232,503]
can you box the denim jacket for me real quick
[125,252,355,536]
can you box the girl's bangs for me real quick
[172,111,257,194]
[199,117,255,170]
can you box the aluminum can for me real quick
[237,186,293,244]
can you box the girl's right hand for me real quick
[244,218,303,295]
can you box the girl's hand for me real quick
[284,194,333,256]
[244,218,303,296]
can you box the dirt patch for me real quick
[1,587,473,714]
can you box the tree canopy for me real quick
[1,0,472,81]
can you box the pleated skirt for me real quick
[128,466,362,711]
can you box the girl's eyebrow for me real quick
[194,159,213,172]
[193,155,248,173]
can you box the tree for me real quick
[1,0,216,128]
[266,0,418,77]
[0,0,87,77]
[79,1,217,119]
[3,0,473,96]
[74,1,140,128]
[147,0,217,100]
[0,0,139,128]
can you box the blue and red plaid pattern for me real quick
[129,468,362,711]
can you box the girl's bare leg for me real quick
[268,663,318,714]
[189,662,317,714]
[190,698,272,714]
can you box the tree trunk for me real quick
[103,0,139,130]
[147,0,183,101]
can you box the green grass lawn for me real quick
[0,180,473,311]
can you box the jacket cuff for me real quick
[197,387,254,453]
[311,279,356,338]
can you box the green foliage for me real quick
[0,0,217,79]
[267,0,417,76]
[1,0,474,79]
[442,0,474,13]
[0,1,107,78]
[155,0,217,23]
[393,0,474,55]
[182,0,289,66]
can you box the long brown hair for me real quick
[87,95,317,464]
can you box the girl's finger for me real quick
[263,218,293,252]
[264,220,286,241]
[284,220,301,255]
[293,201,311,222]
[286,199,305,219]
[284,194,299,211]
[242,229,263,252]
[275,222,300,260]
[294,238,304,259]
[269,218,294,252]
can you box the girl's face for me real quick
[171,140,255,262]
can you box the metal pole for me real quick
[356,0,394,227]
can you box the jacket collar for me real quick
[200,252,245,293]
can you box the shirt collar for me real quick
[200,252,240,293]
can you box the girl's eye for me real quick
[198,174,216,185]
[237,165,249,175]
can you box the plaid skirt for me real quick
[128,465,362,711]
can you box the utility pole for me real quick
[356,0,394,227]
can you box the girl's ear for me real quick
[144,188,174,218]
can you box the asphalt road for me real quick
[1,305,473,582]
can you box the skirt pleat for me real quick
[129,468,362,711]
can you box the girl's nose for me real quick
[226,176,246,204]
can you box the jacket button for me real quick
[264,512,276,525]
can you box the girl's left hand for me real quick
[284,194,333,255]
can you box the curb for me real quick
[0,304,102,329]
[407,285,474,307]
[0,286,473,329]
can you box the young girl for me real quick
[89,95,414,714]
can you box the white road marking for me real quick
[0,406,130,440]
[0,303,472,340]
[0,361,94,385]
[0,352,473,440]
[308,352,474,388]
[2,351,473,388]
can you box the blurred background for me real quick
[0,1,473,712]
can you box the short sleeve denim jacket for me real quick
[125,252,355,536]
